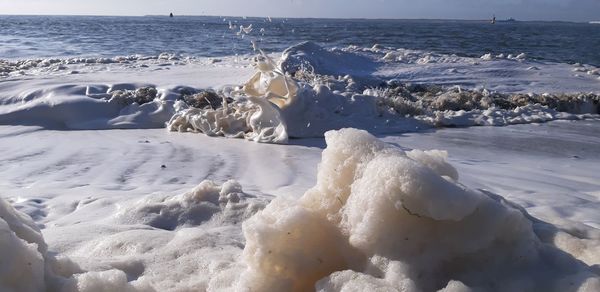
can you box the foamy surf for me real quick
[1,42,598,144]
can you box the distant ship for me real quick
[590,21,600,24]
[169,13,174,18]
[491,15,517,24]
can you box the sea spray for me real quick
[167,42,600,143]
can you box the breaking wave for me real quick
[0,42,599,143]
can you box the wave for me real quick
[0,42,599,143]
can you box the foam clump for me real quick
[0,83,177,130]
[167,54,291,143]
[167,46,428,142]
[61,270,153,292]
[167,50,388,142]
[115,180,262,230]
[167,100,261,140]
[0,196,153,292]
[0,197,48,292]
[237,128,600,292]
[66,180,268,291]
[167,97,288,143]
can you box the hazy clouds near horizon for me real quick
[0,0,598,21]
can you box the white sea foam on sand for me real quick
[1,42,600,291]
[236,128,600,292]
[2,126,600,291]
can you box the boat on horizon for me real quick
[491,16,517,24]
[590,21,600,24]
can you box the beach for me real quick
[1,16,600,291]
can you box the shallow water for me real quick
[1,15,600,65]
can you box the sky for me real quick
[0,0,599,22]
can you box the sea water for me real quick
[1,15,600,66]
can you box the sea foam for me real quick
[1,42,599,143]
[236,128,600,291]
[2,128,600,291]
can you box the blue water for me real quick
[1,15,599,66]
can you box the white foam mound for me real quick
[237,128,600,292]
[0,197,48,292]
[167,56,291,143]
[244,57,387,139]
[64,270,151,292]
[115,180,263,230]
[0,196,154,292]
[0,84,176,130]
[60,180,267,291]
[168,50,424,142]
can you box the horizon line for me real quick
[0,13,594,24]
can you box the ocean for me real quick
[1,15,600,66]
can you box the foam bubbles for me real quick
[0,196,154,292]
[237,128,600,291]
[115,180,262,230]
[0,197,47,292]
